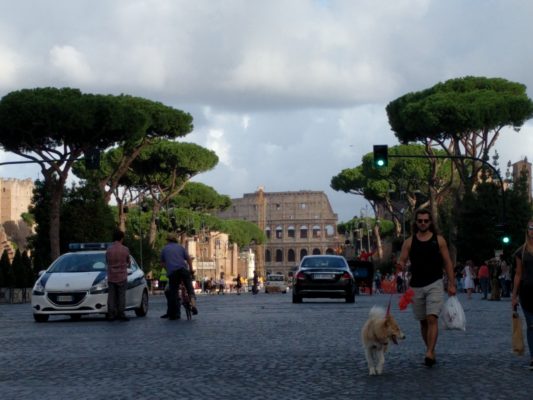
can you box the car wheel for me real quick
[345,292,355,303]
[135,290,149,317]
[69,314,82,321]
[33,314,49,323]
[292,292,302,303]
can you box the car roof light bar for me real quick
[68,243,113,251]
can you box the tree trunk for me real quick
[373,224,383,261]
[49,181,64,261]
[117,199,127,232]
[148,202,161,248]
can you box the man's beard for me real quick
[418,225,430,233]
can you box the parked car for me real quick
[292,255,356,303]
[31,243,149,322]
[264,273,288,294]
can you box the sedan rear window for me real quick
[48,253,107,273]
[301,257,346,269]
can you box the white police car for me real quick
[31,243,149,322]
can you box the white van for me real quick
[265,274,288,294]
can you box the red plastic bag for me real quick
[398,288,414,311]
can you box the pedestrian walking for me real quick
[252,270,259,294]
[478,261,490,299]
[374,269,382,294]
[463,261,475,300]
[397,208,456,367]
[512,219,533,370]
[454,262,464,293]
[218,272,226,295]
[160,232,198,320]
[235,273,243,295]
[488,257,502,301]
[500,256,512,297]
[105,229,131,322]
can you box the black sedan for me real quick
[292,255,356,303]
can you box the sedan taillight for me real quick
[296,271,306,280]
[340,272,351,280]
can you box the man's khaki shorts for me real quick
[412,279,444,320]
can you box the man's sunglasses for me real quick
[417,219,430,223]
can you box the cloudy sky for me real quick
[1,0,533,222]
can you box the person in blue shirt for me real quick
[160,232,198,320]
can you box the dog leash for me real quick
[386,294,392,315]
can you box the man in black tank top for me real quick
[397,208,456,367]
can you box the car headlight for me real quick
[90,278,108,294]
[32,280,45,296]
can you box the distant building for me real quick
[0,178,34,224]
[217,189,340,277]
[512,158,532,202]
[0,178,34,254]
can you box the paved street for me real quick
[1,290,533,400]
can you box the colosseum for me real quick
[216,188,341,276]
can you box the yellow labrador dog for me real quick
[361,305,405,375]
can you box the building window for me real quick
[325,224,335,237]
[265,227,271,239]
[276,203,281,210]
[276,225,283,239]
[265,249,271,262]
[275,249,283,262]
[288,249,295,262]
[300,249,308,260]
[312,248,321,255]
[287,225,295,238]
[300,203,306,209]
[312,225,321,238]
[326,248,335,255]
[300,225,308,239]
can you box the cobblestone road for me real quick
[1,291,532,399]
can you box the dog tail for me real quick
[369,305,386,319]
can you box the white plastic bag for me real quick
[441,296,466,331]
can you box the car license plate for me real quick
[314,273,334,280]
[57,295,73,302]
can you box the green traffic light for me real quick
[373,145,388,168]
[502,236,510,245]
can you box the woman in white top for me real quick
[463,261,475,300]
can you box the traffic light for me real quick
[373,145,388,168]
[496,223,511,246]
